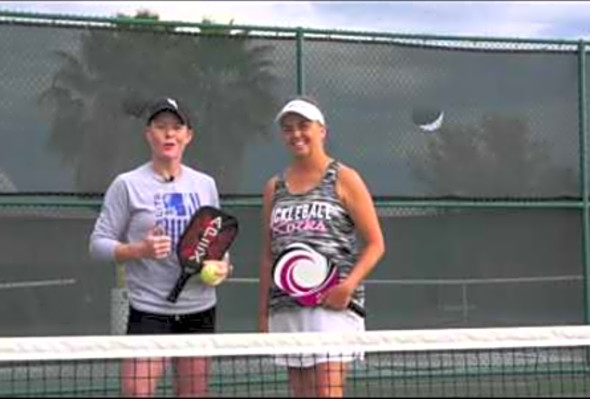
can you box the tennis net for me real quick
[1,325,590,397]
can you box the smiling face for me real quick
[279,113,326,159]
[145,111,193,164]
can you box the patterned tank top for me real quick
[268,160,364,313]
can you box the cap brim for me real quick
[148,108,189,126]
[275,100,325,125]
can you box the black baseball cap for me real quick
[146,97,191,127]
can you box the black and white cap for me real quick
[146,97,191,127]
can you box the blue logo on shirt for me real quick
[155,192,201,248]
[163,193,188,217]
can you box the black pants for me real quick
[126,306,216,335]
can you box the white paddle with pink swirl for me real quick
[272,243,365,317]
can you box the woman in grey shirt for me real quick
[89,97,230,397]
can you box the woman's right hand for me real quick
[141,226,172,259]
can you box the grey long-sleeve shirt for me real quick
[89,162,221,315]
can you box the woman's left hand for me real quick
[201,260,233,284]
[319,281,355,311]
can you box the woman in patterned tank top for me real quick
[258,97,385,397]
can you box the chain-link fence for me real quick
[0,10,588,336]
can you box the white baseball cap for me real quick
[275,99,326,126]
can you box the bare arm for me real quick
[257,176,277,333]
[322,165,385,310]
[338,165,385,288]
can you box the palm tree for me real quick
[39,11,279,193]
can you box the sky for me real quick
[2,1,590,40]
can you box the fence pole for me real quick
[578,40,590,324]
[296,27,304,95]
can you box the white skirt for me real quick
[269,306,365,367]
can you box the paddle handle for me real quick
[166,272,192,303]
[347,301,366,318]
